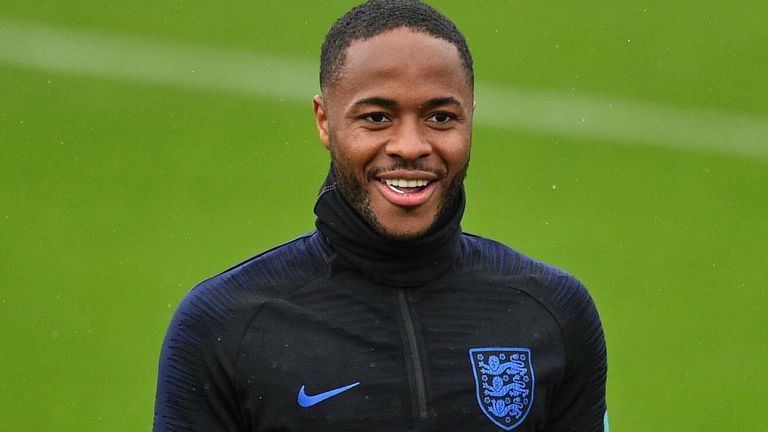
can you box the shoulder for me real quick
[157,232,331,407]
[458,232,598,323]
[459,232,606,377]
[180,231,329,316]
[204,230,330,295]
[458,231,579,289]
[155,234,329,430]
[166,231,330,352]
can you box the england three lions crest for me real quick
[469,347,534,430]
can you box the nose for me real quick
[385,117,433,161]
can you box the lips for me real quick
[382,178,430,193]
[374,172,438,207]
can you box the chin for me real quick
[381,228,428,241]
[376,218,434,241]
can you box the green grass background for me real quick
[1,1,766,430]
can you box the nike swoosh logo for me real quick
[297,382,360,408]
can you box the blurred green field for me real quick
[1,2,766,431]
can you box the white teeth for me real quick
[384,179,429,188]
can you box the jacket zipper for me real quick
[397,289,429,422]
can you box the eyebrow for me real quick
[422,96,462,109]
[352,96,463,109]
[353,97,398,108]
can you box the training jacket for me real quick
[154,173,607,431]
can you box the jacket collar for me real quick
[314,169,464,287]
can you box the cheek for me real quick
[442,137,471,171]
[330,131,381,173]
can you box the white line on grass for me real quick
[1,18,766,159]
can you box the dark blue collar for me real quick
[313,170,464,287]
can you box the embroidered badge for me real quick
[469,347,534,430]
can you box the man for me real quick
[154,1,607,431]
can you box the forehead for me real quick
[328,28,472,99]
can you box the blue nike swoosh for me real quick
[297,382,360,408]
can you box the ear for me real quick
[313,95,331,150]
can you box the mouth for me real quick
[381,178,430,194]
[373,172,439,208]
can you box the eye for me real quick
[362,113,391,123]
[427,112,456,124]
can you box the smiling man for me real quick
[314,25,472,241]
[154,1,607,431]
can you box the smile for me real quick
[374,176,437,208]
[382,178,430,194]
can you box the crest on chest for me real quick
[469,347,535,430]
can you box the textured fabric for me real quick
[153,175,607,431]
[313,170,463,287]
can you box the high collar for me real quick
[314,170,464,287]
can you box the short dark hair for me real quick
[320,0,474,92]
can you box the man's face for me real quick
[314,28,474,240]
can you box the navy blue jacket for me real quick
[153,180,607,431]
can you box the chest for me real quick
[237,277,566,431]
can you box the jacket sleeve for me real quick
[153,280,245,432]
[546,277,608,432]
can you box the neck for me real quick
[314,170,464,287]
